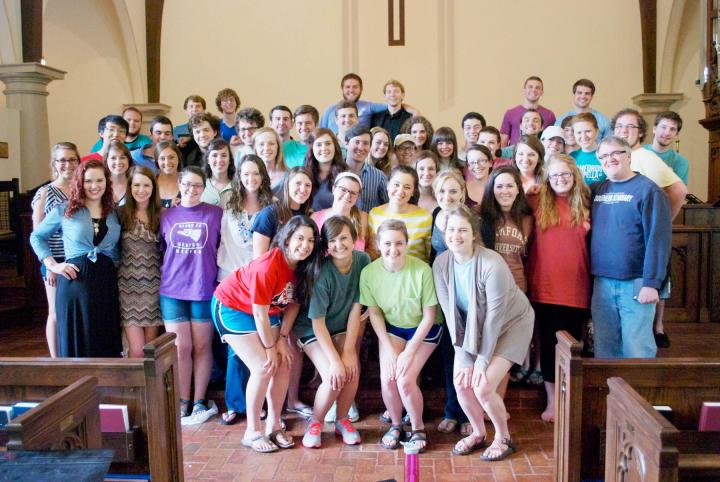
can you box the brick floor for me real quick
[182,404,555,482]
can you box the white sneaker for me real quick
[324,402,337,423]
[181,400,218,426]
[348,402,360,423]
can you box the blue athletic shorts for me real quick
[160,295,212,323]
[386,323,443,345]
[296,330,347,349]
[211,296,281,337]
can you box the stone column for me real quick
[632,92,684,129]
[0,62,65,191]
[123,102,172,135]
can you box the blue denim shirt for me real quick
[30,203,121,263]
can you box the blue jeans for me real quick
[591,276,657,359]
[225,344,250,413]
[439,321,467,423]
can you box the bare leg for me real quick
[379,336,404,440]
[164,321,193,401]
[541,381,555,422]
[124,325,147,358]
[476,356,514,459]
[44,280,57,358]
[190,321,214,402]
[285,334,310,412]
[225,329,278,452]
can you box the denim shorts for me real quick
[211,296,281,337]
[159,295,212,323]
[386,323,443,345]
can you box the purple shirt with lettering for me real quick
[159,203,223,301]
[500,105,557,145]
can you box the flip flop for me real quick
[452,434,486,456]
[286,404,313,419]
[480,438,516,462]
[437,418,459,433]
[268,428,295,449]
[241,434,278,453]
[219,410,241,426]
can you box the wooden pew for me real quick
[605,377,720,481]
[0,333,183,481]
[553,331,720,482]
[4,375,101,451]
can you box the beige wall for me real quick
[0,0,708,197]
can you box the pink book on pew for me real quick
[99,404,130,432]
[698,401,720,432]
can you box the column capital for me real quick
[0,62,66,84]
[631,92,684,115]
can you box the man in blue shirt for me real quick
[343,125,388,212]
[130,116,173,175]
[590,136,672,359]
[555,78,612,140]
[644,111,690,185]
[283,105,318,168]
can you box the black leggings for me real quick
[534,302,588,383]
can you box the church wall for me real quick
[12,0,706,197]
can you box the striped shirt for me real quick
[369,205,432,262]
[31,184,68,260]
[357,163,389,212]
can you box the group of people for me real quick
[29,73,686,462]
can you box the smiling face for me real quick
[53,148,79,181]
[327,225,355,262]
[332,177,361,211]
[192,121,216,149]
[477,132,499,155]
[83,167,107,202]
[237,120,258,146]
[185,100,205,117]
[444,214,475,258]
[462,119,483,144]
[130,172,154,205]
[254,131,278,165]
[342,78,362,102]
[410,122,428,147]
[219,96,238,115]
[384,84,404,108]
[378,228,407,264]
[107,147,130,177]
[312,134,335,164]
[466,149,492,181]
[294,113,316,142]
[493,172,519,212]
[123,110,142,136]
[179,172,205,206]
[371,132,390,159]
[102,122,127,145]
[387,171,415,206]
[524,79,544,103]
[207,147,230,177]
[240,161,262,193]
[542,136,565,157]
[285,225,315,264]
[157,147,179,175]
[415,157,437,188]
[395,142,418,165]
[288,172,313,207]
[150,122,173,145]
[653,119,679,148]
[270,109,292,138]
[336,107,358,131]
[436,140,454,159]
[347,134,371,163]
[521,112,543,136]
[435,177,463,211]
[547,160,575,196]
[514,143,540,176]
[597,142,633,181]
[613,113,641,148]
[573,121,598,151]
[573,85,594,110]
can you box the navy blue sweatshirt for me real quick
[590,173,671,289]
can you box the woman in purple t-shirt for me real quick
[159,166,223,426]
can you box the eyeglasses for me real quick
[397,145,417,153]
[597,150,628,161]
[614,124,639,131]
[54,158,79,165]
[180,182,204,190]
[335,185,359,198]
[548,172,573,181]
[104,127,127,135]
[467,159,491,167]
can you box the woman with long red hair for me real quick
[30,159,123,357]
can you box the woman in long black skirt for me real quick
[30,159,122,357]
